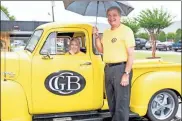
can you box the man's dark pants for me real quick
[105,63,133,121]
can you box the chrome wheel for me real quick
[151,92,175,120]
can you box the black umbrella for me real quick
[63,0,134,25]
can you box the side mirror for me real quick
[42,51,53,59]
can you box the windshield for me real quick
[25,30,43,52]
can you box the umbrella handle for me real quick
[95,1,99,27]
[95,17,98,27]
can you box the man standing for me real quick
[93,6,135,121]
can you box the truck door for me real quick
[32,28,96,114]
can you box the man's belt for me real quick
[106,62,126,67]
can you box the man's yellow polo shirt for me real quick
[102,24,135,63]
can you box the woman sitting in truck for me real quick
[66,37,85,55]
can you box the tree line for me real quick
[123,8,181,43]
[122,7,181,58]
[135,29,181,43]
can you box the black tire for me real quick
[175,49,178,52]
[169,47,172,50]
[147,89,179,121]
[146,48,151,50]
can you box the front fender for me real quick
[1,80,32,121]
[130,71,181,116]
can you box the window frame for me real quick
[39,31,87,55]
[24,29,43,53]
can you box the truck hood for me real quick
[1,52,20,80]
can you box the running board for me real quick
[33,110,139,121]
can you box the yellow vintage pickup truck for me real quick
[1,22,181,121]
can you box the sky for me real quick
[1,1,181,24]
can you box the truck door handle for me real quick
[42,55,53,60]
[80,62,91,66]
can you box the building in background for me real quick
[1,11,10,51]
[0,20,110,43]
[1,20,50,45]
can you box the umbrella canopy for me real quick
[63,0,134,17]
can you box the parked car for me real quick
[135,38,147,50]
[11,40,26,47]
[145,40,160,50]
[11,45,25,52]
[156,42,173,51]
[172,40,181,51]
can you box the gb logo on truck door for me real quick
[45,71,86,96]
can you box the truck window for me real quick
[40,32,86,55]
[25,29,43,52]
